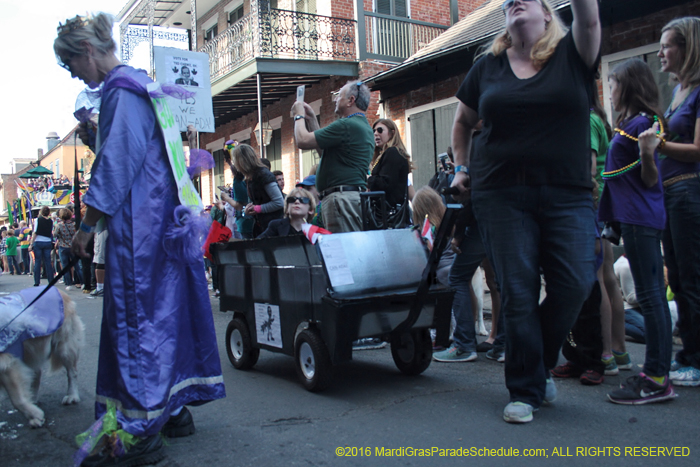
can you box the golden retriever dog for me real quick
[0,290,84,428]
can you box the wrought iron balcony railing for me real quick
[201,8,357,83]
[363,12,448,62]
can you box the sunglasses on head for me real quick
[502,0,538,12]
[286,196,310,205]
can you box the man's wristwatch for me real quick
[79,222,96,234]
[294,115,304,121]
[455,165,469,174]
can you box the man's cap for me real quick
[296,175,316,187]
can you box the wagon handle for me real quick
[393,205,462,335]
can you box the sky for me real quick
[0,0,122,174]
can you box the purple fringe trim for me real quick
[187,149,215,178]
[73,417,104,467]
[163,205,211,264]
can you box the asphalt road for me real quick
[1,273,698,467]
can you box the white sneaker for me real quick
[65,286,72,291]
[503,402,534,423]
[544,378,557,404]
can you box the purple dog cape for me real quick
[0,287,64,359]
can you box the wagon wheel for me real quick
[295,328,333,392]
[226,317,259,370]
[391,328,432,375]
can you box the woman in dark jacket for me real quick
[368,118,412,207]
[258,187,316,238]
[233,143,284,235]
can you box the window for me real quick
[228,6,244,24]
[213,149,226,190]
[205,24,218,42]
[375,0,408,17]
[266,129,282,172]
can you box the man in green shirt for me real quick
[5,229,20,275]
[292,80,374,232]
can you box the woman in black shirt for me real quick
[450,0,601,423]
[29,206,55,286]
[368,119,411,207]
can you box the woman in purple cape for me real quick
[55,13,225,467]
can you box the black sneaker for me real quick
[162,407,196,438]
[608,373,677,405]
[81,434,165,467]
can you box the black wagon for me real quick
[211,209,457,392]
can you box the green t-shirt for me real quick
[590,112,610,196]
[314,115,374,192]
[5,236,19,256]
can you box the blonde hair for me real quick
[54,13,116,64]
[371,119,414,172]
[284,187,316,221]
[662,17,700,87]
[232,143,264,179]
[477,0,567,70]
[411,187,446,228]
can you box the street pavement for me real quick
[1,272,698,467]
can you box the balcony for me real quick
[201,8,357,84]
[362,12,448,62]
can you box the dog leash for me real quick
[0,256,80,335]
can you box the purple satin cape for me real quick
[0,287,63,359]
[83,65,225,436]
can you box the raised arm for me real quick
[571,0,601,69]
[292,102,321,151]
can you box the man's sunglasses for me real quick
[502,0,538,12]
[286,196,310,204]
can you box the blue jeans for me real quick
[7,255,20,274]
[33,241,54,286]
[21,248,30,273]
[472,186,595,407]
[59,247,76,286]
[449,225,487,353]
[663,178,700,370]
[625,307,646,343]
[622,223,672,376]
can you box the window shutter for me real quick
[376,0,391,14]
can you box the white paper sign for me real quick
[254,303,282,348]
[148,82,204,211]
[318,236,354,287]
[153,47,215,132]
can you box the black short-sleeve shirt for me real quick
[456,31,595,191]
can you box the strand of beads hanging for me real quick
[653,115,667,150]
[601,159,641,179]
[605,124,641,178]
[346,112,365,119]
